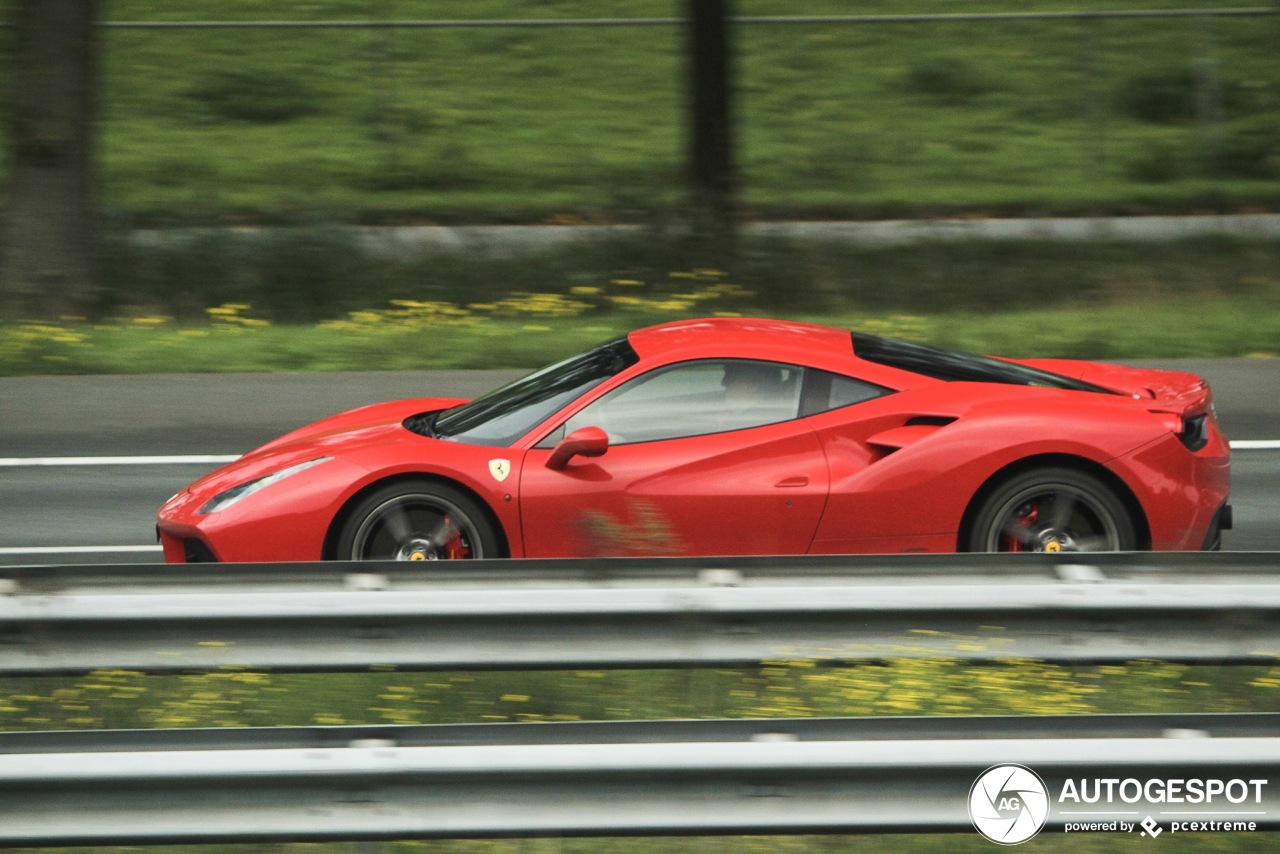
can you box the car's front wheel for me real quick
[335,480,501,561]
[966,467,1138,553]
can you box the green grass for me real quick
[64,0,1280,223]
[8,660,1279,732]
[4,231,1277,375]
[5,296,1278,377]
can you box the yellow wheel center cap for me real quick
[409,552,427,561]
[1044,540,1063,553]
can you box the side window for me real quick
[799,370,890,416]
[551,360,804,446]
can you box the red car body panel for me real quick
[519,420,831,558]
[157,317,1231,562]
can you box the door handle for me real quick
[775,476,809,488]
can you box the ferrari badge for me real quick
[488,459,511,482]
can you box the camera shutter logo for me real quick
[969,764,1050,845]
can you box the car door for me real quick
[517,359,830,558]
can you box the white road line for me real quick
[0,455,239,467]
[0,545,162,555]
[1231,440,1280,450]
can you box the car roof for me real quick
[624,317,1121,397]
[627,317,854,365]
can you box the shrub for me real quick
[1119,67,1197,124]
[1124,139,1189,184]
[903,57,995,105]
[250,225,366,321]
[184,69,323,124]
[1213,118,1280,179]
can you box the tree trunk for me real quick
[1,0,99,319]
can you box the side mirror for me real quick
[546,426,609,470]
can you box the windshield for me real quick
[434,337,640,446]
[852,333,1115,393]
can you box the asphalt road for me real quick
[1,361,1275,565]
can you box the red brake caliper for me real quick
[1005,503,1039,552]
[441,515,472,560]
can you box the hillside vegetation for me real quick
[2,1,1277,369]
[84,0,1280,223]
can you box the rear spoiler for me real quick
[1022,359,1215,451]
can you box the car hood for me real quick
[246,396,467,457]
[175,396,468,502]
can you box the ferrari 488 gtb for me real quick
[158,317,1231,562]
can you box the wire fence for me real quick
[64,9,1280,214]
[94,9,1280,27]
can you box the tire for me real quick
[335,480,501,561]
[966,467,1138,553]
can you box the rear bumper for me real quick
[1111,427,1231,551]
[1201,502,1233,551]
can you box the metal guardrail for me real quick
[2,713,1278,844]
[6,558,1280,845]
[2,552,1278,674]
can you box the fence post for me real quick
[1080,17,1108,180]
[1190,14,1226,177]
[369,1,401,175]
[686,0,735,233]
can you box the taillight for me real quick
[1152,410,1210,452]
[1178,413,1209,451]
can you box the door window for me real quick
[555,359,804,445]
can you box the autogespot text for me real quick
[1059,777,1268,805]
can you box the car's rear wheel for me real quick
[967,467,1138,553]
[335,480,500,561]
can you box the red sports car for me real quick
[157,317,1231,562]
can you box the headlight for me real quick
[198,457,332,515]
